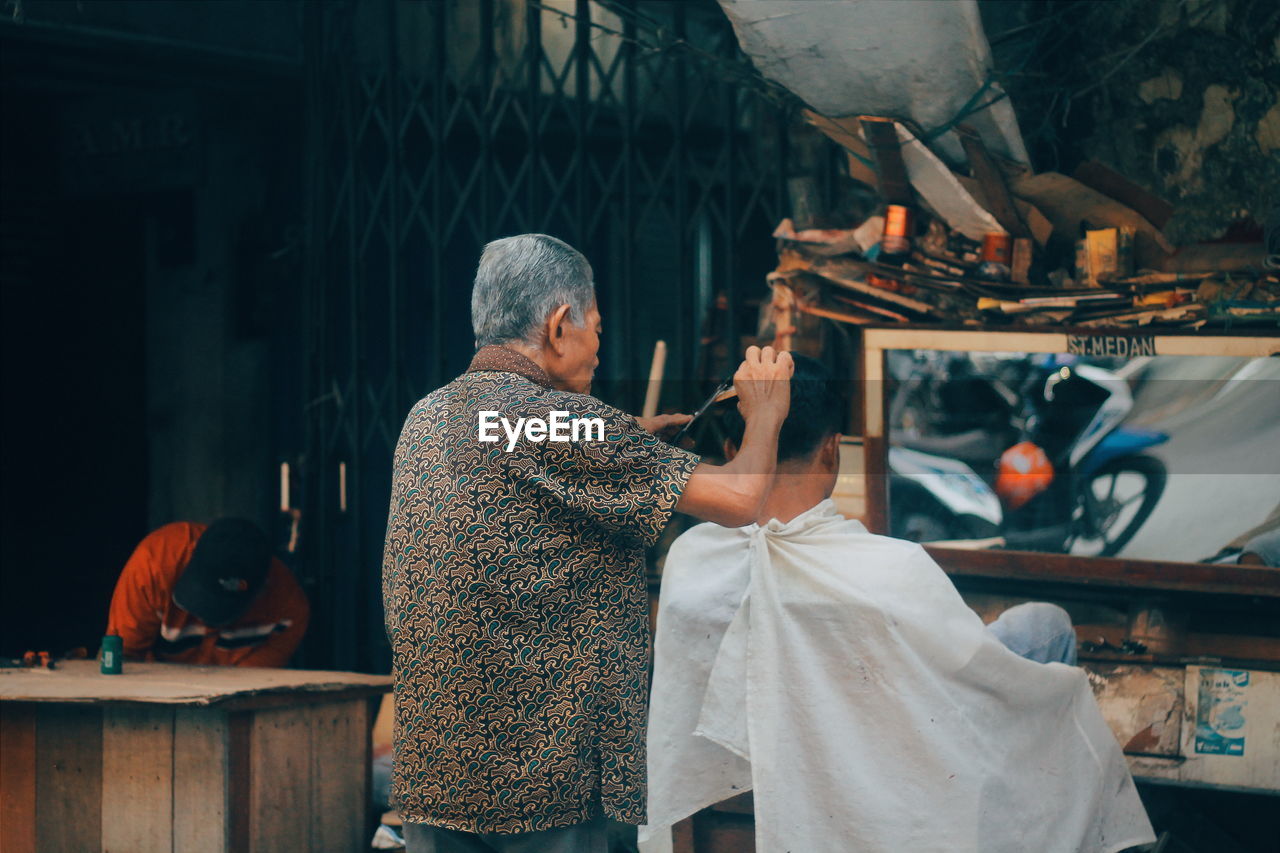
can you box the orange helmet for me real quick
[995,441,1054,510]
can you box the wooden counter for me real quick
[0,661,390,853]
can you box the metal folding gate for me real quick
[301,0,791,671]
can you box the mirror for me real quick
[862,330,1280,569]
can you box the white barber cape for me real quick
[641,500,1153,853]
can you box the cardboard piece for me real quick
[805,110,879,187]
[0,660,390,706]
[773,218,866,256]
[853,216,886,254]
[1073,161,1174,230]
[1008,172,1174,269]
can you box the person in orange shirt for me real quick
[106,518,309,667]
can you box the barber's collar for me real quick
[466,345,554,390]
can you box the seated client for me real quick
[642,354,1154,853]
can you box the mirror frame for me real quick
[860,326,1280,599]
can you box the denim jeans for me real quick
[986,602,1078,666]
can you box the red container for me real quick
[981,232,1013,265]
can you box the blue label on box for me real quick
[1194,668,1248,756]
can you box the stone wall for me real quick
[985,0,1279,244]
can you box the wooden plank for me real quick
[708,792,754,815]
[796,258,937,315]
[863,327,1069,355]
[671,818,695,853]
[861,346,884,438]
[927,547,1280,599]
[249,705,313,851]
[833,437,867,522]
[861,344,890,535]
[173,708,229,852]
[1076,623,1280,667]
[802,110,877,187]
[863,436,889,536]
[798,303,875,326]
[227,711,252,853]
[865,328,1280,357]
[773,258,935,318]
[34,705,102,853]
[0,659,390,704]
[102,705,175,853]
[1153,335,1280,358]
[1011,237,1033,284]
[309,699,368,853]
[860,117,913,205]
[859,322,1279,339]
[1073,161,1173,229]
[1182,633,1280,665]
[0,703,37,853]
[829,292,913,324]
[217,684,387,713]
[844,328,865,436]
[956,125,1029,238]
[694,811,756,853]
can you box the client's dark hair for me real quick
[723,352,844,462]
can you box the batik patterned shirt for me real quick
[382,346,700,833]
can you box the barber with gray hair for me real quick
[383,234,792,852]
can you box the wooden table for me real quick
[0,661,391,853]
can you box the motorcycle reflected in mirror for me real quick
[889,354,1168,557]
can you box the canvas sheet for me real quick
[641,501,1153,852]
[718,0,1029,166]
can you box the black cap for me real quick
[172,519,271,627]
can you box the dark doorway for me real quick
[1,92,150,657]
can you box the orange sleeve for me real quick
[106,524,197,660]
[236,559,310,667]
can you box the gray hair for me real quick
[471,234,596,348]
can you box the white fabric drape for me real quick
[717,0,1030,166]
[642,500,1153,853]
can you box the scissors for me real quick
[670,375,738,445]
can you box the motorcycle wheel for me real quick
[895,510,956,544]
[1069,455,1167,557]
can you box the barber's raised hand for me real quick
[734,346,792,427]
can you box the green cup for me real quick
[101,635,123,675]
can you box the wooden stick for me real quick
[798,303,877,325]
[279,463,290,513]
[860,117,913,205]
[642,340,667,419]
[956,124,1030,238]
